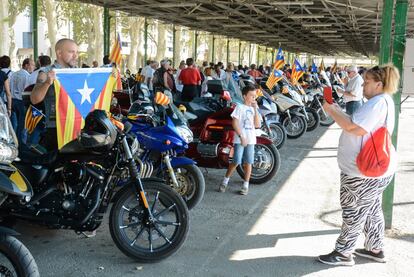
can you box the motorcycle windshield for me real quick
[167,104,188,127]
[0,98,17,146]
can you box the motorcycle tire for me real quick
[305,107,320,132]
[282,115,307,139]
[236,143,281,184]
[266,123,287,149]
[169,164,205,210]
[0,235,40,277]
[318,108,335,126]
[109,181,189,263]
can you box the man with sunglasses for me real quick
[341,65,364,115]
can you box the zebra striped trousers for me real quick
[335,172,393,254]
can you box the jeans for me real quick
[233,144,255,165]
[345,100,363,115]
[10,99,26,144]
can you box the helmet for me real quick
[79,110,117,151]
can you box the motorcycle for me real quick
[179,81,281,184]
[127,96,205,210]
[3,110,189,263]
[0,99,39,276]
[291,83,320,132]
[265,77,308,139]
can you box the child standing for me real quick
[219,84,261,195]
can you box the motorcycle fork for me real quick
[302,106,309,121]
[262,115,272,135]
[315,98,328,118]
[162,153,180,189]
[121,136,153,218]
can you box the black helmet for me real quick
[79,110,117,150]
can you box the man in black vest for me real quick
[30,38,78,150]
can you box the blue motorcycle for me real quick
[126,100,205,210]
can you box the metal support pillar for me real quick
[256,45,260,65]
[272,48,275,63]
[226,39,230,64]
[379,0,394,64]
[172,25,176,68]
[238,41,242,65]
[103,7,110,56]
[383,0,409,229]
[32,0,38,59]
[194,31,198,60]
[144,18,148,63]
[248,43,252,65]
[212,35,216,63]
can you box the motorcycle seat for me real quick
[59,139,90,154]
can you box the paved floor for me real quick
[17,96,414,277]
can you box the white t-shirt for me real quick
[337,93,397,178]
[344,74,364,103]
[231,103,258,145]
[144,67,155,90]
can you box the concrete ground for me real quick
[16,96,414,277]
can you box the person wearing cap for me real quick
[153,59,176,93]
[341,65,364,115]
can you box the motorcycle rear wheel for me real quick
[0,235,39,277]
[236,143,280,184]
[109,181,189,263]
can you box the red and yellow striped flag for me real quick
[266,47,285,90]
[109,33,122,66]
[24,105,44,134]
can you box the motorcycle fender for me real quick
[290,110,306,118]
[160,157,196,170]
[0,226,19,236]
[264,113,281,125]
[0,171,32,198]
[111,177,166,204]
[256,136,273,145]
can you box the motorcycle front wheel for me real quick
[305,107,320,132]
[236,143,280,184]
[109,181,189,263]
[318,108,335,126]
[0,235,39,277]
[164,164,205,210]
[263,123,287,149]
[282,115,307,139]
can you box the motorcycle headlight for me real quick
[0,141,18,164]
[176,126,193,144]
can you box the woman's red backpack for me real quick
[356,97,392,177]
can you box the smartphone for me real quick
[323,87,334,104]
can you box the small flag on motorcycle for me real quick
[319,59,325,73]
[311,60,318,73]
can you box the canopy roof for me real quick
[81,0,414,57]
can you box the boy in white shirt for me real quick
[219,84,261,195]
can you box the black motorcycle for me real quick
[2,110,189,263]
[0,99,39,276]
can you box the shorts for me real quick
[232,144,255,165]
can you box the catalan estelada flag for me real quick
[109,33,122,66]
[266,47,285,90]
[54,68,115,149]
[331,60,338,73]
[311,60,318,73]
[291,58,304,85]
[24,105,44,134]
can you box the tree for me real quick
[127,17,143,73]
[155,21,166,62]
[0,1,9,56]
[43,0,58,60]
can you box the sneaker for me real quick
[354,248,386,263]
[218,183,227,193]
[240,184,248,195]
[318,250,355,266]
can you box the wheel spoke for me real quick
[120,221,141,229]
[154,225,172,244]
[154,203,176,218]
[151,191,160,213]
[156,219,180,226]
[130,226,145,246]
[148,228,153,252]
